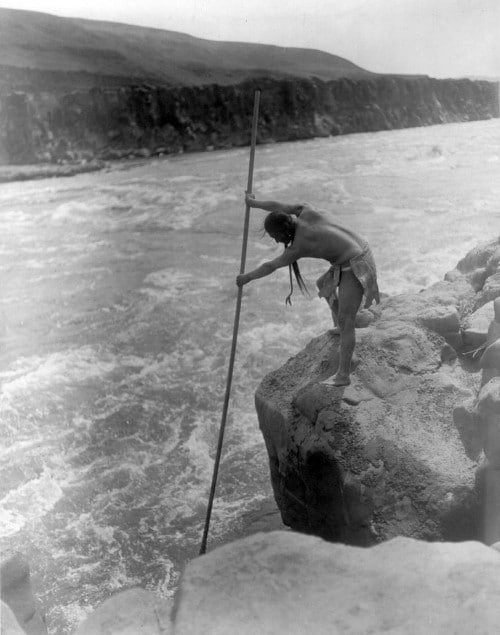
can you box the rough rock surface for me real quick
[0,75,497,164]
[453,296,500,545]
[0,553,47,635]
[256,238,500,544]
[74,588,173,635]
[174,531,500,635]
[462,301,495,347]
[1,600,26,634]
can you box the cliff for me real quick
[0,8,498,168]
[0,75,498,165]
[255,238,500,545]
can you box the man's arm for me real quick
[245,192,303,216]
[236,248,298,286]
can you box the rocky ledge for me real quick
[256,237,500,545]
[5,532,500,634]
[1,75,498,166]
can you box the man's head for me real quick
[264,212,295,246]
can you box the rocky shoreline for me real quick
[256,237,500,545]
[0,159,105,183]
[1,75,498,167]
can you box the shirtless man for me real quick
[236,193,379,386]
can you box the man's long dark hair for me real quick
[264,212,309,305]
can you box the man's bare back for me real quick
[291,206,366,265]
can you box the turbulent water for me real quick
[1,119,500,633]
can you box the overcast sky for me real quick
[1,0,499,78]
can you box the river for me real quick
[1,118,499,633]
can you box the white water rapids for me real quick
[1,118,499,633]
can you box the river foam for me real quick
[1,119,500,633]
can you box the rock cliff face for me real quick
[255,238,500,545]
[0,75,498,164]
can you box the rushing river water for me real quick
[1,118,500,633]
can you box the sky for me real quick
[1,0,499,79]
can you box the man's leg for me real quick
[328,294,340,332]
[333,271,363,386]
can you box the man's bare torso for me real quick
[291,205,366,265]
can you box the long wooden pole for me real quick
[199,89,261,556]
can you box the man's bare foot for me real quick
[321,373,351,387]
[332,373,351,386]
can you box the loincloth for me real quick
[316,243,380,309]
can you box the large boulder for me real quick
[74,588,173,635]
[462,301,495,347]
[256,327,480,544]
[0,553,47,635]
[174,531,500,635]
[1,601,26,635]
[255,238,500,544]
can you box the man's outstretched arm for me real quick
[245,192,303,216]
[236,248,298,286]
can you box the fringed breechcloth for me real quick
[316,242,380,309]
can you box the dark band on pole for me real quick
[199,89,261,556]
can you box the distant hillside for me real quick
[0,8,497,171]
[0,8,375,89]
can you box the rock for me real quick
[421,278,475,313]
[174,531,500,635]
[486,246,500,275]
[0,553,47,635]
[375,278,473,346]
[494,297,500,321]
[293,381,340,424]
[476,378,500,466]
[479,300,500,385]
[253,240,500,544]
[417,304,460,335]
[456,288,500,544]
[455,239,500,274]
[483,469,500,545]
[477,377,500,416]
[74,588,173,635]
[462,300,495,347]
[475,459,500,544]
[470,267,488,291]
[483,298,500,346]
[1,600,26,634]
[453,401,482,461]
[446,238,500,316]
[256,322,480,544]
[440,340,460,360]
[475,272,500,308]
[354,309,374,328]
[480,339,500,369]
[444,269,462,283]
[0,76,498,165]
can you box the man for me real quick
[236,193,380,386]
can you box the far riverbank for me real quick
[0,160,105,184]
